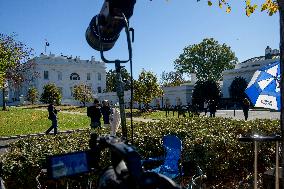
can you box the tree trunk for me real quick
[278,0,284,176]
[2,84,6,111]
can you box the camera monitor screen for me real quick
[47,151,90,179]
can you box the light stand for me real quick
[98,13,134,141]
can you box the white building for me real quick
[97,83,195,108]
[6,53,106,105]
[2,46,279,108]
[222,46,280,98]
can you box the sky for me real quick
[0,0,280,80]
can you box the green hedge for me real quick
[1,117,280,188]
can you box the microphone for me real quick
[85,0,136,51]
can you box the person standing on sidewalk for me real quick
[242,98,250,121]
[208,100,217,117]
[46,101,59,135]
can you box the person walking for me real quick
[87,99,102,131]
[242,98,250,121]
[101,100,111,128]
[208,100,217,117]
[46,101,59,135]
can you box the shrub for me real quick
[40,83,62,105]
[229,76,248,103]
[1,117,280,188]
[26,87,38,104]
[73,84,93,107]
[192,79,221,107]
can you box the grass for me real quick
[21,104,87,113]
[0,107,90,136]
[20,105,185,120]
[126,109,193,120]
[0,105,192,136]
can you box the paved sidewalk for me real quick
[204,109,280,121]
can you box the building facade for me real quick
[222,46,280,99]
[97,83,195,108]
[7,53,106,105]
[1,46,279,108]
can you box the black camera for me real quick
[85,0,136,51]
[46,134,181,189]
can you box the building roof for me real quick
[241,54,280,64]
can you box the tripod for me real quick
[98,13,134,142]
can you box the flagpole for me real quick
[44,39,49,54]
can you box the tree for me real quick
[192,79,221,107]
[160,71,186,87]
[229,77,248,102]
[40,83,62,105]
[105,68,131,92]
[133,70,163,109]
[174,38,237,82]
[26,87,38,105]
[203,0,279,16]
[73,84,93,107]
[0,33,33,110]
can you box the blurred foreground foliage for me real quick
[1,117,280,188]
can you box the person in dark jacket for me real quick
[87,99,102,130]
[242,98,250,121]
[208,100,217,117]
[46,102,59,135]
[101,100,111,127]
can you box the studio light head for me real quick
[86,0,136,51]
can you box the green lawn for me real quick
[0,106,191,136]
[21,104,87,113]
[0,108,90,136]
[20,105,188,120]
[127,109,192,119]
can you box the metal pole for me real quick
[115,61,127,140]
[277,0,284,179]
[98,13,133,142]
[253,141,258,189]
[276,141,279,189]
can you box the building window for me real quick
[70,73,80,80]
[87,73,91,80]
[58,72,62,80]
[86,85,92,91]
[44,71,49,80]
[97,86,102,93]
[98,73,101,81]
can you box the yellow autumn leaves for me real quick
[207,0,231,13]
[246,0,278,16]
[261,0,279,16]
[207,0,278,16]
